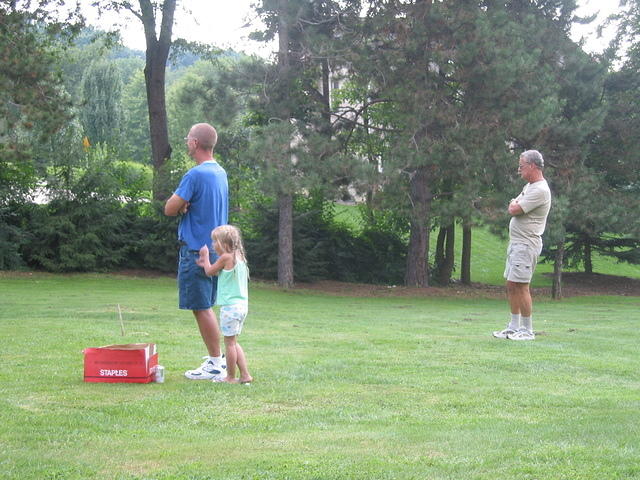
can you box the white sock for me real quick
[208,355,223,365]
[508,314,520,331]
[521,316,532,332]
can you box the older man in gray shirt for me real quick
[493,150,551,341]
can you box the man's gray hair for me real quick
[521,149,544,169]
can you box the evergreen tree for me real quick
[540,44,609,298]
[80,60,124,147]
[0,0,83,269]
[250,0,362,287]
[567,0,640,280]
[0,1,82,202]
[342,0,570,286]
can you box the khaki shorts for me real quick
[504,243,540,283]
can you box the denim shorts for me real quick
[178,245,217,310]
[504,242,540,283]
[219,303,248,337]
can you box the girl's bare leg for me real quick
[221,336,252,384]
[234,342,252,383]
[223,336,237,381]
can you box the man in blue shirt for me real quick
[165,123,229,380]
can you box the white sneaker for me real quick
[185,356,227,380]
[492,328,516,339]
[507,330,535,341]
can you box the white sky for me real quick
[571,0,622,53]
[86,0,622,57]
[87,0,273,57]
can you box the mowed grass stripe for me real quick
[0,273,638,480]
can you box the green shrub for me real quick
[20,199,128,272]
[18,200,179,274]
[242,195,330,282]
[0,204,29,270]
[327,205,407,284]
[127,203,180,273]
[241,195,407,284]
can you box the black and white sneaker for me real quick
[185,356,226,380]
[507,329,535,341]
[492,328,516,339]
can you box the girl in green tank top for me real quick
[197,225,252,384]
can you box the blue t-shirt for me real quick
[174,161,228,250]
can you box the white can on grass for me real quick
[154,365,165,383]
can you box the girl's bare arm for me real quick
[196,246,232,276]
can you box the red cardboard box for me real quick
[83,343,158,383]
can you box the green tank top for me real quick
[215,260,248,306]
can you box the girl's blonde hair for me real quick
[211,224,247,263]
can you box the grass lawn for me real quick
[1,272,639,479]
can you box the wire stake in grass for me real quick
[117,303,125,336]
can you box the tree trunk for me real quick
[320,57,332,136]
[275,0,294,289]
[278,192,294,288]
[552,240,565,300]
[139,0,175,201]
[405,166,432,287]
[435,222,454,285]
[364,112,377,207]
[584,242,593,274]
[406,222,430,287]
[442,222,455,284]
[434,225,445,275]
[461,221,471,285]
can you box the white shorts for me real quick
[219,303,248,337]
[504,243,540,283]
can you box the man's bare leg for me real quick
[506,281,535,337]
[193,308,221,358]
[506,281,532,318]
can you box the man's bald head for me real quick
[189,123,218,152]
